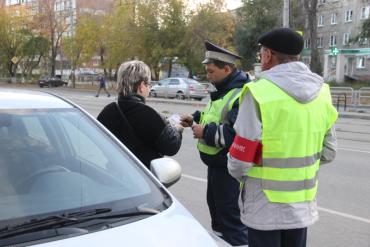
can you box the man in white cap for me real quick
[181,41,250,246]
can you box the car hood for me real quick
[33,199,227,247]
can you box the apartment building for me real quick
[2,0,112,76]
[2,0,112,35]
[302,0,370,83]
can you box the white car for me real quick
[0,89,230,247]
[150,77,208,101]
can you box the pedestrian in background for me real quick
[97,60,183,169]
[95,74,110,97]
[181,41,250,246]
[228,28,338,247]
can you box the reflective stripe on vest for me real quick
[197,88,242,155]
[243,79,338,203]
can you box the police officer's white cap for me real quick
[202,41,243,64]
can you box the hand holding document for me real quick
[167,114,184,133]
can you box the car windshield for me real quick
[0,109,165,226]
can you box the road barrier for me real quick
[358,87,370,106]
[330,86,370,111]
[331,87,353,111]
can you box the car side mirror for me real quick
[150,158,181,188]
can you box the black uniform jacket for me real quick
[193,70,250,167]
[97,94,182,168]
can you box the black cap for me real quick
[257,28,304,55]
[202,41,243,64]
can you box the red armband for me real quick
[229,135,262,165]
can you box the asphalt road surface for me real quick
[11,87,370,247]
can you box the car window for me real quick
[158,79,170,85]
[22,116,50,145]
[169,79,180,85]
[60,117,108,169]
[0,109,165,224]
[184,78,199,84]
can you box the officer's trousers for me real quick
[247,227,307,247]
[207,166,248,246]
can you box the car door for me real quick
[156,79,170,97]
[167,79,181,98]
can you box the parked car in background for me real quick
[150,78,208,101]
[0,89,230,247]
[202,83,217,93]
[37,76,67,88]
[150,80,159,86]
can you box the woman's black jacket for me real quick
[97,94,182,169]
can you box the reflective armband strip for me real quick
[229,135,262,164]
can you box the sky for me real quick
[187,0,243,11]
[225,0,243,10]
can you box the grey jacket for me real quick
[227,61,337,230]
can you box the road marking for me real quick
[338,147,370,154]
[182,174,207,183]
[182,173,370,224]
[318,207,370,224]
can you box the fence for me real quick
[331,87,353,111]
[331,87,370,111]
[358,87,370,106]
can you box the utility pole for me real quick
[283,0,290,27]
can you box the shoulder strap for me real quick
[115,102,143,148]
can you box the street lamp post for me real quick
[283,0,290,27]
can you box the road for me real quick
[15,88,370,247]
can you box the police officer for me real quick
[228,28,338,247]
[181,41,249,246]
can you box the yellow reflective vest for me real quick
[241,79,338,203]
[197,88,242,155]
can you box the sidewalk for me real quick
[1,82,370,120]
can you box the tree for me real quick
[360,19,370,38]
[235,0,282,69]
[303,0,321,75]
[104,3,137,79]
[19,33,50,80]
[135,0,163,80]
[358,18,370,41]
[181,1,236,78]
[62,15,98,87]
[160,0,187,77]
[0,10,29,81]
[35,0,70,76]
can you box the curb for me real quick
[339,112,370,120]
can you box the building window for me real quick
[331,13,337,24]
[359,37,369,45]
[356,57,366,69]
[317,37,323,48]
[318,15,324,27]
[304,38,311,49]
[345,10,353,22]
[343,33,350,45]
[330,35,337,47]
[361,6,370,19]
